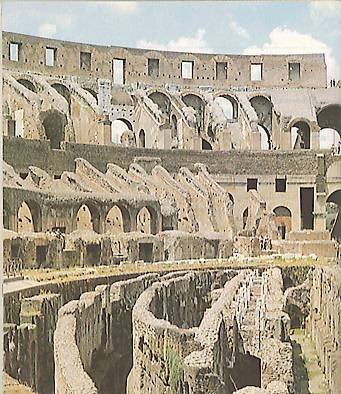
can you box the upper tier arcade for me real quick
[3,31,327,89]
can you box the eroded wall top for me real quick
[3,31,327,89]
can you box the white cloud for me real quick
[137,29,212,53]
[38,23,57,38]
[55,14,74,27]
[310,1,341,21]
[227,14,250,40]
[96,1,138,14]
[243,27,339,79]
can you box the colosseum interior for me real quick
[2,22,341,394]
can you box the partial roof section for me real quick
[3,31,327,89]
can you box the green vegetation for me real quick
[21,256,328,284]
[165,347,183,393]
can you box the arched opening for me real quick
[148,92,171,119]
[202,139,212,150]
[137,207,152,234]
[111,119,133,144]
[105,205,130,234]
[319,128,340,150]
[317,104,341,134]
[18,200,42,233]
[182,93,205,133]
[17,78,37,93]
[42,110,66,149]
[76,203,100,233]
[326,190,341,240]
[250,96,273,134]
[273,206,292,240]
[51,83,71,113]
[231,352,261,389]
[171,114,178,139]
[243,208,249,229]
[83,87,98,104]
[214,95,238,120]
[258,124,271,150]
[291,121,311,150]
[287,304,305,329]
[138,129,146,148]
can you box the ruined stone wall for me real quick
[129,268,293,393]
[4,293,61,394]
[3,32,327,89]
[307,266,341,393]
[54,273,160,394]
[128,270,231,393]
[4,137,320,176]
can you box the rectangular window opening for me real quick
[113,58,125,85]
[9,42,20,62]
[288,62,300,82]
[300,187,314,230]
[148,58,159,77]
[251,63,262,81]
[80,51,91,71]
[275,178,287,192]
[45,47,56,66]
[216,62,228,80]
[181,61,194,79]
[247,178,258,191]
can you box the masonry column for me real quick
[314,153,327,231]
[97,115,112,146]
[310,122,320,150]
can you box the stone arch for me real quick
[214,94,238,120]
[41,110,67,149]
[17,78,37,93]
[290,120,311,150]
[76,203,100,233]
[137,207,151,234]
[273,206,292,240]
[258,124,271,150]
[136,206,158,235]
[17,200,42,233]
[138,129,146,148]
[182,93,205,133]
[105,204,131,233]
[326,190,341,240]
[51,83,71,112]
[83,87,98,103]
[148,91,171,118]
[250,95,273,135]
[317,104,341,137]
[111,119,133,144]
[202,138,212,150]
[319,128,340,149]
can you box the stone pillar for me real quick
[314,154,327,231]
[97,116,112,146]
[310,123,320,150]
[251,131,261,150]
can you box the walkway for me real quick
[291,329,330,394]
[3,277,41,295]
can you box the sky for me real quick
[3,1,341,79]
